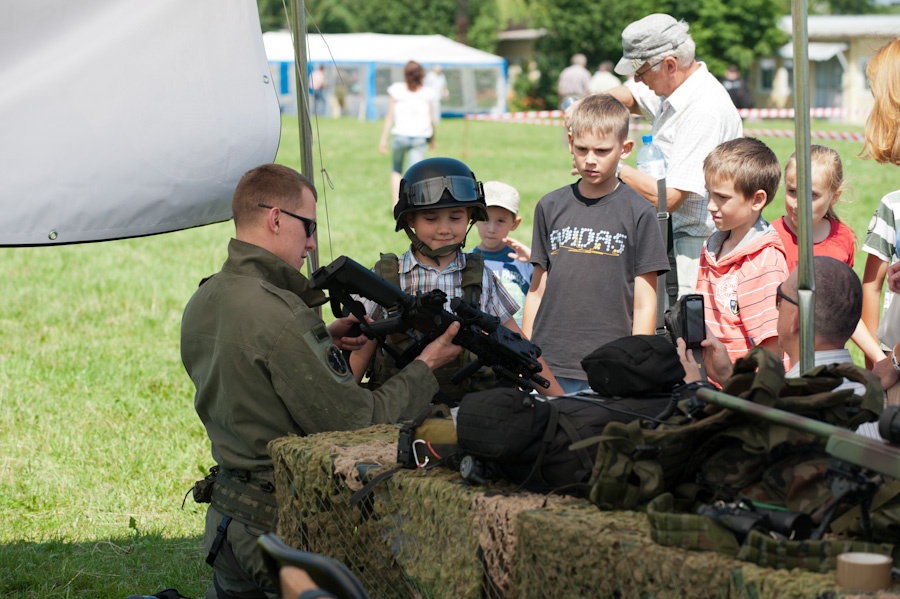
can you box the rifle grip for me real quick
[451,358,484,384]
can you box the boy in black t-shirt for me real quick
[523,93,670,394]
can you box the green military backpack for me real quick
[580,347,883,511]
[575,346,894,570]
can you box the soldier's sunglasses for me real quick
[258,203,316,237]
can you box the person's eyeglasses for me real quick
[258,203,316,237]
[634,58,665,79]
[775,282,798,309]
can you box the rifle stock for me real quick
[697,387,900,480]
[309,255,549,392]
[309,255,412,311]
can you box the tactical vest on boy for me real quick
[364,252,497,402]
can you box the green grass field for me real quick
[0,115,894,597]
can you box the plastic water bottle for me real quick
[636,135,666,180]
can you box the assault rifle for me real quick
[309,255,550,392]
[695,499,813,541]
[698,388,900,540]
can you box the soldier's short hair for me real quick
[232,164,316,227]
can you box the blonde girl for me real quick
[773,145,855,271]
[773,145,885,364]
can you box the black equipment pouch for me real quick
[192,465,219,504]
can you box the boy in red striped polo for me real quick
[694,137,788,363]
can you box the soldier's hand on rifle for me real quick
[416,321,463,371]
[327,315,370,352]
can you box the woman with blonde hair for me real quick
[864,38,900,166]
[861,38,900,415]
[379,60,437,206]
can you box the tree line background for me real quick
[257,0,899,110]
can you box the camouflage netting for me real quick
[269,426,899,599]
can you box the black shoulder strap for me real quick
[462,252,484,305]
[374,253,401,288]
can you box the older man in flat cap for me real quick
[606,14,743,299]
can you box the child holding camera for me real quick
[694,138,788,363]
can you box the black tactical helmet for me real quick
[393,157,488,232]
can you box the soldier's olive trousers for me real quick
[203,504,278,599]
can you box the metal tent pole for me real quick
[290,0,319,281]
[792,0,814,373]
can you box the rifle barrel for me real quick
[697,388,838,437]
[698,388,900,480]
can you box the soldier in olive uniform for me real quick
[181,163,462,599]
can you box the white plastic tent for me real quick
[263,32,507,119]
[0,0,280,246]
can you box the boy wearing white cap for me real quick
[605,13,743,298]
[474,181,533,326]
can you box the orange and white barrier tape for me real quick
[744,128,866,142]
[466,106,869,122]
[737,107,870,119]
[465,112,867,142]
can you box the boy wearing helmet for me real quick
[523,94,670,394]
[350,157,564,399]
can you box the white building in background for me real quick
[754,15,900,119]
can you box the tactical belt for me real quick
[210,468,279,531]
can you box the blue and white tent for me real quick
[263,32,507,119]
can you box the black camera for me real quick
[681,294,706,349]
[664,294,706,349]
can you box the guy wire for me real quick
[282,0,345,266]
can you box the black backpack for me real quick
[455,387,678,496]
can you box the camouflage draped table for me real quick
[269,425,896,599]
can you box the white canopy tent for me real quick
[779,41,849,71]
[0,0,280,246]
[263,32,507,119]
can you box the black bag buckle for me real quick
[397,425,416,469]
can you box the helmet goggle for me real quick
[403,175,484,207]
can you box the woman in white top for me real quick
[379,61,437,207]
